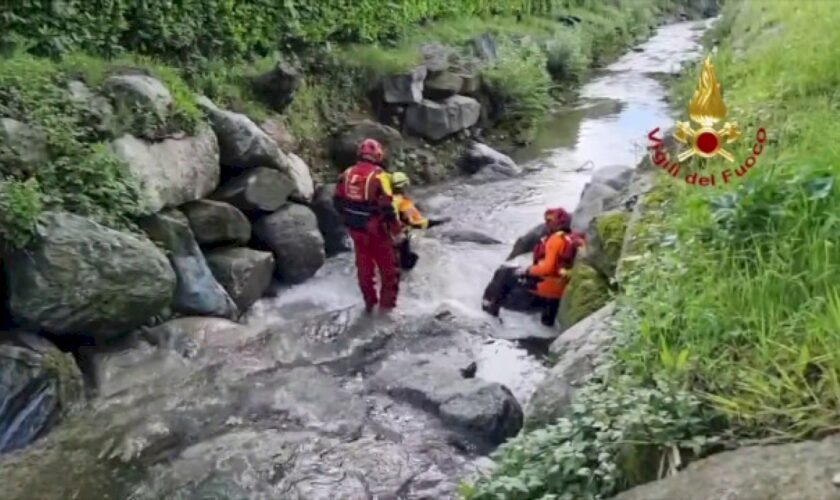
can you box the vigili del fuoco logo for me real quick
[647,56,767,187]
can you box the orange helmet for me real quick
[544,207,571,231]
[357,138,384,164]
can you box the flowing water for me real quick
[0,19,713,500]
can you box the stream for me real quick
[0,19,711,500]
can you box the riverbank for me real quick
[465,1,840,498]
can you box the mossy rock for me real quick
[584,210,630,280]
[557,261,612,331]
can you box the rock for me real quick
[205,247,275,312]
[76,334,189,399]
[557,261,612,332]
[311,183,351,256]
[405,96,481,141]
[287,152,314,202]
[181,199,251,247]
[508,223,545,260]
[382,66,427,104]
[0,332,83,453]
[67,80,114,133]
[439,229,502,245]
[460,73,482,95]
[371,350,523,444]
[421,43,455,72]
[526,302,616,429]
[583,210,630,280]
[141,209,238,319]
[460,141,521,180]
[330,120,404,169]
[6,212,175,342]
[472,34,497,62]
[259,118,298,151]
[614,434,840,500]
[103,74,172,121]
[0,118,48,176]
[249,61,299,113]
[253,204,325,284]
[210,167,292,215]
[197,96,292,172]
[591,164,634,192]
[571,181,621,234]
[424,71,463,100]
[109,126,220,213]
[141,316,265,357]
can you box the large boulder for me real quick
[460,142,521,181]
[582,210,630,281]
[253,204,325,284]
[181,199,251,247]
[405,96,481,141]
[67,80,114,133]
[424,71,463,100]
[330,120,404,169]
[103,74,172,121]
[205,247,275,312]
[571,181,621,234]
[472,34,498,62]
[197,96,292,172]
[614,434,840,500]
[210,167,293,215]
[6,212,175,341]
[249,61,300,113]
[0,118,48,176]
[0,332,83,453]
[526,302,615,429]
[557,261,612,331]
[141,209,238,319]
[311,183,351,256]
[371,350,523,444]
[591,164,634,192]
[109,126,220,213]
[507,223,545,261]
[287,152,315,202]
[259,118,298,152]
[382,66,427,104]
[421,43,455,72]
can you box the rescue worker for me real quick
[482,207,585,327]
[333,139,401,313]
[390,171,450,270]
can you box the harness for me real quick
[533,231,581,276]
[337,163,392,231]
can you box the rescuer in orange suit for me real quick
[333,139,402,313]
[389,171,450,270]
[482,207,585,326]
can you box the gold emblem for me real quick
[674,57,741,162]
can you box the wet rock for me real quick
[259,117,297,151]
[287,152,314,202]
[109,126,220,213]
[582,210,630,280]
[76,334,189,399]
[311,183,350,256]
[6,212,175,342]
[0,118,48,176]
[141,316,264,357]
[103,74,172,121]
[439,229,502,245]
[472,34,497,62]
[330,120,404,169]
[253,204,325,284]
[371,350,523,444]
[181,199,251,247]
[197,96,292,172]
[67,80,115,133]
[507,223,545,260]
[614,434,840,500]
[210,167,292,215]
[405,96,481,141]
[526,302,615,429]
[557,261,612,331]
[141,209,238,319]
[0,332,83,453]
[460,141,521,181]
[382,66,427,104]
[249,60,299,113]
[424,71,463,100]
[571,181,621,234]
[205,247,275,312]
[591,164,634,192]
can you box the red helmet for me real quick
[544,207,571,231]
[357,138,384,164]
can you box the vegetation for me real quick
[467,0,840,497]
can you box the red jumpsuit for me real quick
[334,162,401,310]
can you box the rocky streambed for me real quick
[0,19,712,499]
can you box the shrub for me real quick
[0,178,42,250]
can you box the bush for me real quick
[0,178,42,250]
[543,28,589,83]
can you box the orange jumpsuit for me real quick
[527,231,579,299]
